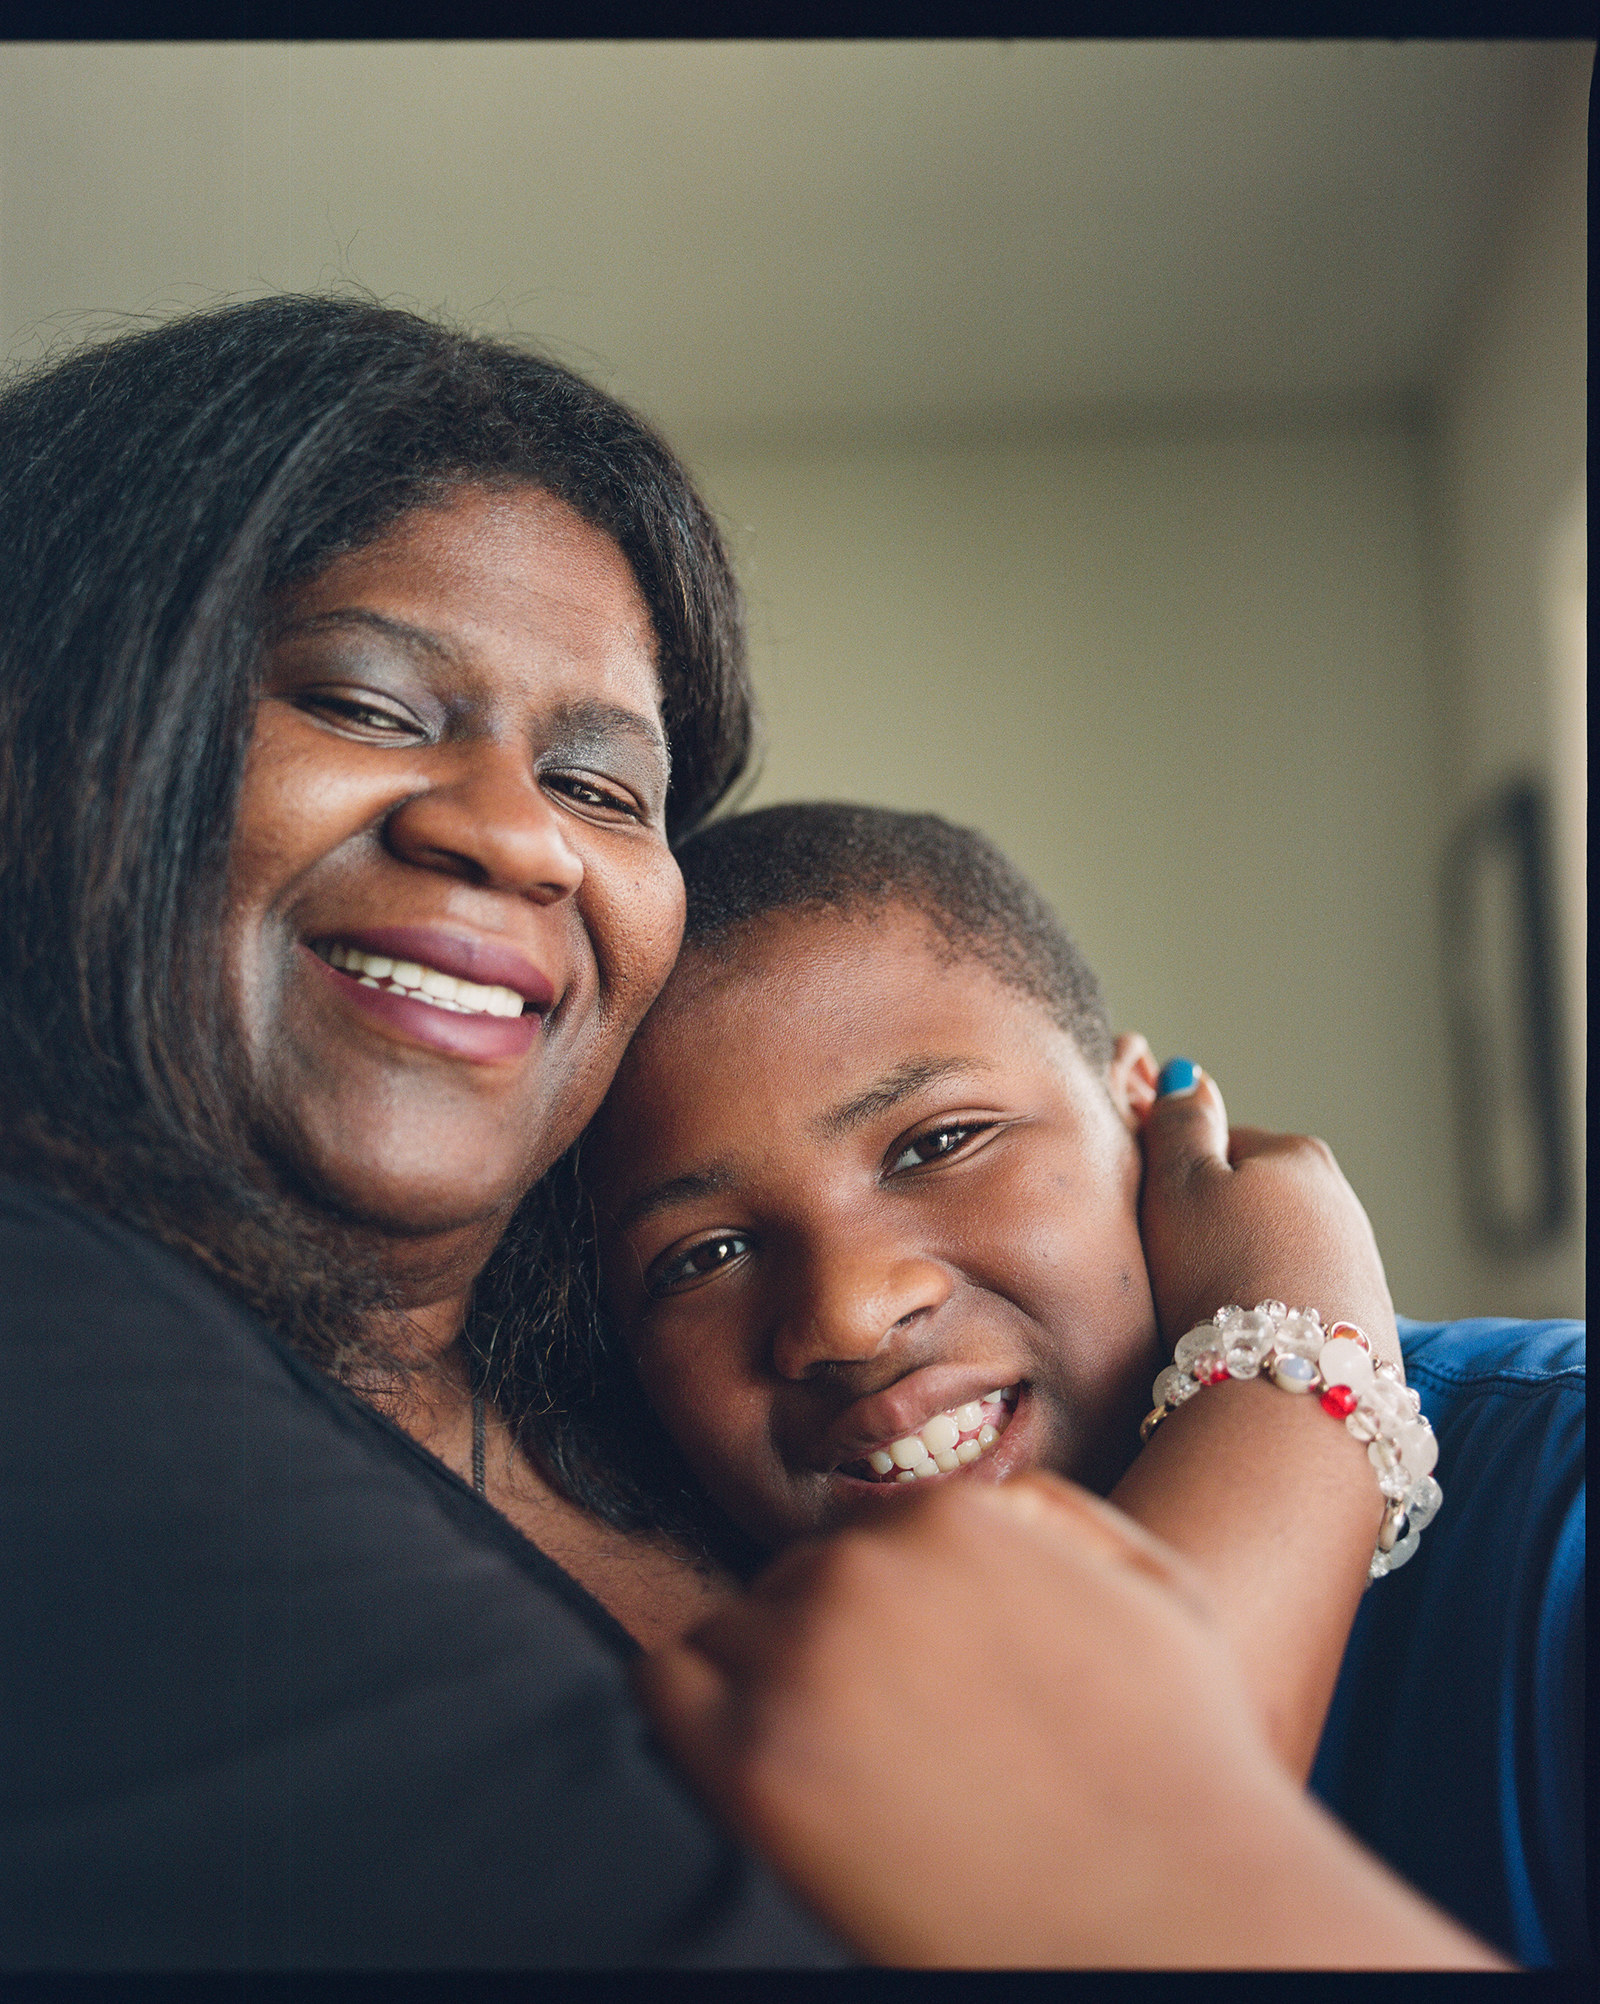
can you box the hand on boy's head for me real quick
[1136,1066,1399,1365]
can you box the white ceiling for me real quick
[0,40,1584,445]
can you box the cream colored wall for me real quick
[684,416,1477,1319]
[1424,49,1588,1318]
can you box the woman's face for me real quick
[227,484,685,1253]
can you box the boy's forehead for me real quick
[601,901,1090,1151]
[644,902,1004,1048]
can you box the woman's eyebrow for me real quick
[545,697,670,767]
[615,1164,737,1232]
[271,621,668,763]
[275,607,458,661]
[814,1056,995,1139]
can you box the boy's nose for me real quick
[771,1250,953,1379]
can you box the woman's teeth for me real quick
[318,943,527,1017]
[856,1388,1018,1482]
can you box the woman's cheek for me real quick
[589,848,686,1033]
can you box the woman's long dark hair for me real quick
[0,295,752,1473]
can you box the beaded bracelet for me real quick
[1140,1302,1443,1582]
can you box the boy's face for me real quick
[587,904,1163,1548]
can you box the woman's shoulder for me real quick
[2,1170,254,1335]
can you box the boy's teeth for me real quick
[321,943,526,1017]
[862,1386,1018,1482]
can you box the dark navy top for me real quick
[1311,1316,1587,1969]
[0,1177,844,1968]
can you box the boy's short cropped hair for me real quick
[675,802,1114,1073]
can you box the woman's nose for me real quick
[383,746,585,901]
[771,1248,953,1380]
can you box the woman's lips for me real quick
[303,944,542,1061]
[318,924,557,1011]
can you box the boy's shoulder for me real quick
[1396,1311,1585,1394]
[1315,1313,1586,1967]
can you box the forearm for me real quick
[1109,1373,1384,1778]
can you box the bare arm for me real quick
[1108,1064,1401,1777]
[636,1472,1507,1969]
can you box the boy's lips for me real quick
[823,1367,1028,1471]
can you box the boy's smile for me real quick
[587,902,1164,1548]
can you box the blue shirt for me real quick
[1311,1316,1586,1968]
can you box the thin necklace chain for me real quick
[471,1394,487,1496]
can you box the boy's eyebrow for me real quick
[814,1056,995,1139]
[614,1165,738,1232]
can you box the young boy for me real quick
[581,803,1584,1970]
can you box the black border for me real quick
[7,1,1597,44]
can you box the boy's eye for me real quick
[885,1122,990,1176]
[646,1232,754,1299]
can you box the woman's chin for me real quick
[279,1129,537,1246]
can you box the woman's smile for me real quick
[228,484,686,1247]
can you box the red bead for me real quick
[1196,1357,1230,1385]
[1321,1384,1358,1417]
[1327,1321,1371,1353]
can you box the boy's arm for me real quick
[1107,1070,1398,1779]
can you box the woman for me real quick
[1,294,831,1964]
[0,298,1504,1968]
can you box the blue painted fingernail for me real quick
[1156,1057,1199,1097]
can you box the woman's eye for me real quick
[647,1233,753,1299]
[296,689,423,741]
[544,773,642,820]
[886,1124,988,1175]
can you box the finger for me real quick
[970,1471,1217,1622]
[1140,1060,1231,1184]
[1224,1124,1335,1169]
[632,1639,740,1793]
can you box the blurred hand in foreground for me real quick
[635,1472,1506,1968]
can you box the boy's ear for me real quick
[1107,1033,1159,1132]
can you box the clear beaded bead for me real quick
[1174,1323,1224,1369]
[1374,1358,1402,1382]
[1152,1364,1193,1408]
[1320,1336,1375,1392]
[1385,1528,1421,1570]
[1406,1475,1443,1530]
[1231,1307,1277,1347]
[1364,1378,1412,1426]
[1396,1420,1439,1480]
[1368,1549,1392,1581]
[1275,1313,1324,1357]
[1368,1441,1411,1498]
[1212,1305,1245,1334]
[1344,1401,1382,1443]
[1226,1318,1277,1377]
[1256,1300,1288,1322]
